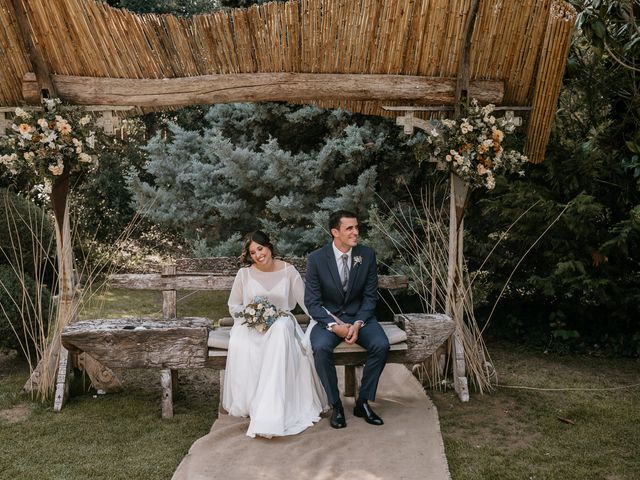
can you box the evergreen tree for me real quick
[127,103,422,256]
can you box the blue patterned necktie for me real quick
[341,254,349,291]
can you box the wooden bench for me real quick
[59,258,454,418]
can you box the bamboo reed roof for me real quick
[0,0,576,163]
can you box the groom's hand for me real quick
[331,323,350,339]
[345,323,361,344]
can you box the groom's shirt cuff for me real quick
[326,322,337,331]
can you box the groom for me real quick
[305,210,389,429]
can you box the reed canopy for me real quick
[0,0,576,163]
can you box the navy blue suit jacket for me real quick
[304,243,378,328]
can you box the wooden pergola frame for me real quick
[0,0,576,404]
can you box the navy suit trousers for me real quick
[310,320,389,406]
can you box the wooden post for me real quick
[160,369,173,419]
[0,112,6,136]
[161,266,178,414]
[23,176,74,397]
[455,0,481,116]
[344,365,356,397]
[446,173,470,402]
[162,264,177,319]
[53,346,71,412]
[10,0,57,100]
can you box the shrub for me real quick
[0,189,55,283]
[0,264,52,358]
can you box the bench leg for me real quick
[452,332,469,402]
[171,369,178,392]
[344,365,363,398]
[53,347,72,412]
[160,369,173,419]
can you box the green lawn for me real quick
[432,344,640,480]
[1,289,639,479]
[78,288,230,320]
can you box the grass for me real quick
[78,288,230,320]
[0,352,217,480]
[1,288,639,479]
[432,342,640,480]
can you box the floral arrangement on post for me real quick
[0,98,99,183]
[417,99,528,190]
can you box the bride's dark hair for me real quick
[240,230,276,264]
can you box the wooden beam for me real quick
[49,73,504,108]
[455,0,481,115]
[10,0,56,100]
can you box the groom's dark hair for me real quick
[329,210,358,235]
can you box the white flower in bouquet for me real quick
[15,107,30,119]
[48,160,64,176]
[78,152,92,163]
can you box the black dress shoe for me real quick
[330,405,347,429]
[353,402,384,425]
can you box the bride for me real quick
[223,230,328,438]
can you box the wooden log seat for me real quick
[61,313,454,418]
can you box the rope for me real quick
[496,383,640,392]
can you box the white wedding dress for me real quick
[223,263,328,438]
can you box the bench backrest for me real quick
[108,257,408,320]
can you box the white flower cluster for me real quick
[0,99,99,180]
[419,99,528,190]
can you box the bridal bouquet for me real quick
[417,99,528,190]
[234,296,286,333]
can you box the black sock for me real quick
[333,400,343,409]
[356,398,367,407]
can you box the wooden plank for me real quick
[109,273,236,291]
[61,318,210,369]
[51,73,504,107]
[108,272,408,291]
[75,352,123,393]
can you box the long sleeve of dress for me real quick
[227,269,245,318]
[288,268,308,316]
